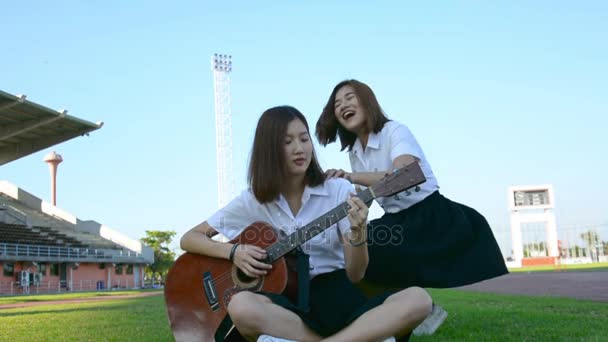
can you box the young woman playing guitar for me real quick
[179,106,431,341]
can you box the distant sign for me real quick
[514,189,550,207]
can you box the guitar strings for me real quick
[209,202,362,285]
[204,190,377,289]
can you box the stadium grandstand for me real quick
[1,89,154,296]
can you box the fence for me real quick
[492,223,608,263]
[0,278,162,296]
[0,242,143,261]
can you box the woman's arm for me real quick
[327,154,418,187]
[342,197,370,283]
[180,222,271,277]
[180,221,232,258]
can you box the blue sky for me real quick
[2,1,607,254]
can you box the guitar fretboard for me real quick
[265,188,374,263]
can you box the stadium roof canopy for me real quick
[0,89,103,165]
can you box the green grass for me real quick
[0,295,172,341]
[417,289,608,342]
[509,262,608,273]
[0,289,162,305]
[0,289,606,341]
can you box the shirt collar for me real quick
[352,131,380,155]
[305,183,329,197]
[366,131,380,149]
[275,183,329,218]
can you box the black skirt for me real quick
[365,191,508,288]
[264,269,393,337]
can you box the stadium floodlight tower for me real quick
[211,53,236,209]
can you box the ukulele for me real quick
[164,162,426,341]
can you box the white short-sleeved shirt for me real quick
[349,121,439,213]
[207,178,354,278]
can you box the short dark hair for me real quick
[248,106,326,203]
[316,79,390,151]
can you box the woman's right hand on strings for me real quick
[325,168,352,182]
[232,244,272,277]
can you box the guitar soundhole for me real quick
[236,268,256,283]
[231,265,263,290]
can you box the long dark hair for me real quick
[316,79,390,151]
[248,106,326,203]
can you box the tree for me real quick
[538,241,547,256]
[580,230,600,260]
[580,230,599,247]
[140,230,176,283]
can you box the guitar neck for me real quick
[265,188,375,263]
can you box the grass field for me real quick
[0,288,160,305]
[0,293,171,341]
[1,289,606,341]
[422,289,608,341]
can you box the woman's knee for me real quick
[411,287,433,317]
[389,286,433,320]
[227,292,270,333]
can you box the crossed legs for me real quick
[323,286,431,342]
[228,291,321,342]
[227,286,431,342]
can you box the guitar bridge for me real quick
[203,271,220,312]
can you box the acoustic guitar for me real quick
[164,162,426,341]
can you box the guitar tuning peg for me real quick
[405,190,412,196]
[415,186,420,192]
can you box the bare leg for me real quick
[322,286,432,342]
[227,291,322,342]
